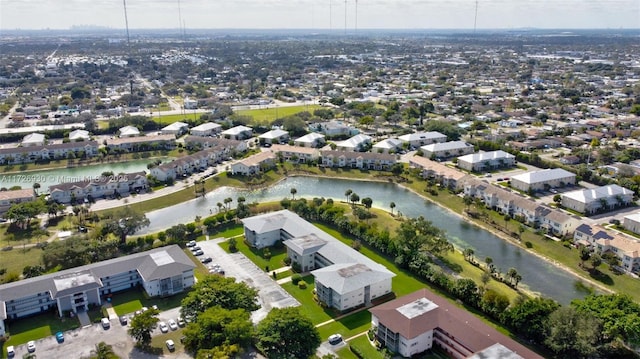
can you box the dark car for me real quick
[200,257,213,264]
[119,315,128,325]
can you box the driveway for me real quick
[197,237,300,323]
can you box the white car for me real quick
[6,345,15,357]
[186,240,197,247]
[159,321,169,333]
[27,340,36,352]
[166,339,175,350]
[101,318,110,329]
[328,334,343,345]
[168,319,178,331]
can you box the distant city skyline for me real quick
[1,0,638,31]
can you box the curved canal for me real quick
[141,176,591,304]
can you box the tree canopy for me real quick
[128,309,159,347]
[103,206,150,244]
[183,306,253,355]
[181,275,260,319]
[394,216,452,265]
[255,307,321,359]
[571,293,640,347]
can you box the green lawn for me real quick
[0,246,44,283]
[236,104,322,125]
[316,310,372,340]
[149,328,187,356]
[336,345,361,359]
[347,335,384,359]
[207,224,244,239]
[219,238,288,271]
[109,288,190,316]
[153,113,201,124]
[3,311,80,350]
[281,275,335,324]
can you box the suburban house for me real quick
[258,129,290,145]
[456,150,516,172]
[241,210,395,312]
[150,148,226,182]
[21,133,46,147]
[161,121,189,136]
[421,141,474,160]
[320,150,396,171]
[221,125,253,140]
[335,134,372,152]
[372,138,403,154]
[270,144,320,164]
[0,189,36,215]
[105,134,175,152]
[561,184,634,214]
[184,136,247,153]
[510,168,577,193]
[370,288,543,359]
[398,131,447,147]
[294,133,326,148]
[0,141,99,164]
[190,122,222,137]
[68,129,90,142]
[314,120,357,137]
[48,172,148,203]
[183,98,197,109]
[409,156,469,189]
[574,224,640,275]
[230,151,276,176]
[623,212,640,235]
[0,245,196,337]
[118,125,140,138]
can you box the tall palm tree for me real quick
[345,189,352,203]
[390,202,396,215]
[290,188,297,200]
[93,341,116,359]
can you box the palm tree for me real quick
[507,268,518,285]
[485,257,494,273]
[290,188,297,200]
[33,182,41,195]
[350,193,360,206]
[463,195,473,212]
[463,248,475,262]
[345,189,352,203]
[217,202,223,213]
[92,341,116,359]
[390,202,396,215]
[224,197,233,210]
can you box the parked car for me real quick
[328,334,343,345]
[200,257,212,264]
[177,316,186,327]
[55,331,64,343]
[194,249,204,256]
[27,340,36,352]
[119,315,128,325]
[6,345,14,357]
[159,322,169,333]
[101,318,110,329]
[186,240,197,247]
[190,246,201,252]
[166,339,175,351]
[168,319,178,331]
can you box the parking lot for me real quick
[197,237,300,323]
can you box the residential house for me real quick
[409,156,469,189]
[184,136,247,153]
[456,150,516,172]
[270,144,319,164]
[561,185,634,215]
[294,133,326,148]
[335,134,372,152]
[0,189,35,215]
[190,122,222,137]
[314,120,357,137]
[398,131,447,147]
[183,98,197,109]
[68,129,90,142]
[574,224,640,275]
[372,138,403,154]
[150,148,223,182]
[118,125,140,138]
[230,151,276,176]
[105,135,175,152]
[320,150,396,171]
[258,129,290,145]
[421,141,474,160]
[370,289,543,359]
[241,210,394,312]
[21,133,46,147]
[49,172,148,203]
[161,121,189,136]
[623,212,640,235]
[0,141,99,164]
[0,245,195,336]
[221,125,253,140]
[510,168,576,193]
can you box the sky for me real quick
[0,0,638,31]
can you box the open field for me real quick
[236,104,322,125]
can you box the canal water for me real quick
[141,176,591,304]
[0,159,165,192]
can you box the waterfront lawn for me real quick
[316,310,372,340]
[219,238,288,271]
[207,223,244,239]
[281,275,335,324]
[3,311,79,349]
[347,335,384,359]
[109,288,189,316]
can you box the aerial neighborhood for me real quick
[0,26,639,359]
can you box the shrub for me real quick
[298,281,307,289]
[283,257,292,265]
[525,241,533,248]
[263,248,272,259]
[291,274,302,285]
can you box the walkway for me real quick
[76,310,91,328]
[104,302,118,320]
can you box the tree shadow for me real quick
[588,269,614,285]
